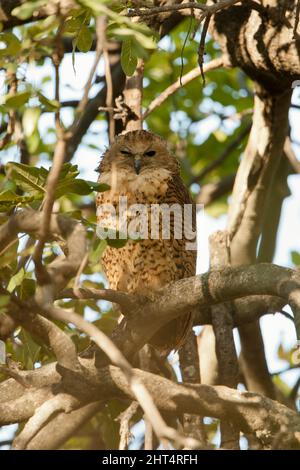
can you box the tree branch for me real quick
[0,210,87,292]
[26,402,104,450]
[38,303,201,450]
[104,263,300,361]
[191,123,251,184]
[142,57,224,119]
[226,84,292,398]
[126,1,243,20]
[13,393,81,450]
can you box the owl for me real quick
[96,130,196,353]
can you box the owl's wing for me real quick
[150,173,196,352]
[163,173,197,279]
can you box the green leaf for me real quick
[87,181,110,192]
[89,239,107,264]
[106,235,128,249]
[5,163,46,196]
[0,32,21,56]
[5,162,98,200]
[93,312,119,335]
[0,295,10,309]
[7,268,25,293]
[0,190,36,212]
[64,16,83,33]
[59,163,79,179]
[291,251,300,266]
[0,235,18,268]
[22,107,41,137]
[12,0,48,20]
[4,91,31,109]
[18,329,41,370]
[112,27,157,50]
[20,278,36,300]
[37,92,60,111]
[26,131,40,154]
[121,38,137,77]
[55,179,94,197]
[27,15,58,40]
[76,26,93,53]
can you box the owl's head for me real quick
[98,130,180,176]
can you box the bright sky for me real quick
[0,50,300,448]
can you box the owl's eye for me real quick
[120,149,132,155]
[144,150,156,157]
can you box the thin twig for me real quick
[0,71,17,150]
[180,13,194,86]
[190,122,251,184]
[116,401,139,450]
[33,139,67,281]
[0,236,23,258]
[294,0,300,39]
[197,14,211,84]
[52,20,65,137]
[144,417,154,450]
[33,23,66,279]
[142,57,224,119]
[102,17,115,142]
[279,309,295,322]
[73,251,89,298]
[0,440,13,447]
[271,364,300,376]
[58,287,138,315]
[126,0,243,19]
[72,17,104,124]
[284,138,300,174]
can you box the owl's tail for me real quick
[149,312,194,355]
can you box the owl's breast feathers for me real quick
[96,167,196,352]
[96,168,196,290]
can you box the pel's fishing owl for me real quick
[96,130,196,353]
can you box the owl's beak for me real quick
[134,156,142,175]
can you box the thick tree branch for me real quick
[0,210,87,292]
[4,357,299,448]
[13,393,81,450]
[209,230,240,449]
[105,263,300,361]
[38,304,201,450]
[98,365,300,449]
[26,402,104,450]
[210,1,300,91]
[226,84,291,398]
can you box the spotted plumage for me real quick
[96,130,196,353]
